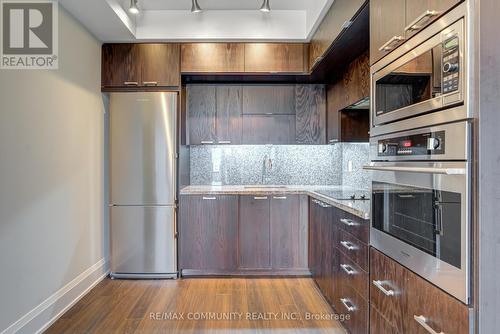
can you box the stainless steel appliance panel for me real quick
[110,206,177,277]
[366,161,470,303]
[110,92,177,206]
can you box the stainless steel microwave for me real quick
[371,18,465,127]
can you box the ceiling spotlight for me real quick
[129,0,139,14]
[260,0,271,12]
[191,0,202,13]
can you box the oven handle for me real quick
[363,166,466,175]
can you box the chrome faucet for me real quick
[262,155,273,184]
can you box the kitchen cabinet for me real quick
[216,85,243,145]
[370,248,470,334]
[102,43,180,88]
[181,43,245,73]
[241,115,296,145]
[186,85,217,145]
[295,85,327,144]
[309,0,366,70]
[244,43,306,73]
[242,85,296,115]
[371,0,462,64]
[179,195,238,272]
[239,196,272,269]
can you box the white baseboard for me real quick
[1,258,109,334]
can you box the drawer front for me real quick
[405,268,470,334]
[370,248,408,334]
[370,305,400,334]
[338,283,368,334]
[336,209,369,243]
[338,250,368,299]
[338,229,368,271]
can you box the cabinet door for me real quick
[242,115,296,145]
[405,0,461,39]
[405,269,470,334]
[239,196,271,269]
[181,43,245,73]
[216,85,242,145]
[295,85,327,144]
[344,52,370,107]
[187,85,217,145]
[319,204,335,303]
[270,195,308,269]
[242,85,296,115]
[244,43,306,73]
[370,0,406,65]
[102,44,140,87]
[370,306,400,334]
[139,44,180,87]
[326,81,343,144]
[370,248,409,334]
[309,198,321,279]
[179,195,238,271]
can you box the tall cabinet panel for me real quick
[216,85,242,145]
[295,85,326,144]
[187,85,217,145]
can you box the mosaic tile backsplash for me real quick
[189,143,370,189]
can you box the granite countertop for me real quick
[180,185,371,220]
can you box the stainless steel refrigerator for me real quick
[109,92,177,279]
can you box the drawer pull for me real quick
[340,298,356,312]
[414,315,445,334]
[340,241,358,251]
[373,280,395,296]
[273,196,287,200]
[378,35,405,52]
[218,140,231,144]
[340,264,356,275]
[143,81,158,86]
[254,196,268,200]
[200,141,214,144]
[340,218,359,227]
[202,196,217,200]
[404,10,440,33]
[124,81,139,86]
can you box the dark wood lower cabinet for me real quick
[179,195,238,271]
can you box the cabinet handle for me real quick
[124,81,139,86]
[202,196,217,200]
[254,196,268,200]
[200,141,214,144]
[340,264,356,275]
[143,81,158,86]
[340,298,356,312]
[273,196,287,200]
[340,241,358,251]
[404,10,440,33]
[218,141,231,144]
[328,139,339,144]
[340,218,359,227]
[378,35,405,52]
[414,315,445,334]
[373,280,396,296]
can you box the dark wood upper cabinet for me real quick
[242,85,296,115]
[139,44,180,87]
[309,0,366,70]
[179,195,238,272]
[102,44,140,87]
[244,43,306,73]
[405,0,461,39]
[239,196,271,269]
[344,52,370,107]
[370,0,406,65]
[216,85,243,144]
[181,43,245,73]
[102,43,180,88]
[295,85,327,144]
[242,115,296,145]
[186,85,217,145]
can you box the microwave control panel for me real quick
[377,131,446,157]
[442,36,460,94]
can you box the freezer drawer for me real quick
[110,92,177,205]
[110,206,177,277]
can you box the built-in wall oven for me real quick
[365,121,471,304]
[370,5,469,134]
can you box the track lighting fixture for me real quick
[260,0,271,12]
[191,0,202,13]
[129,0,139,14]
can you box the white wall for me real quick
[0,6,107,334]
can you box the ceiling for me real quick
[59,0,335,42]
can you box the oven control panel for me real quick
[442,36,460,94]
[377,131,446,157]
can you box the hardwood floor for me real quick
[46,278,346,334]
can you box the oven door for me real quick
[365,161,470,303]
[372,18,464,126]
